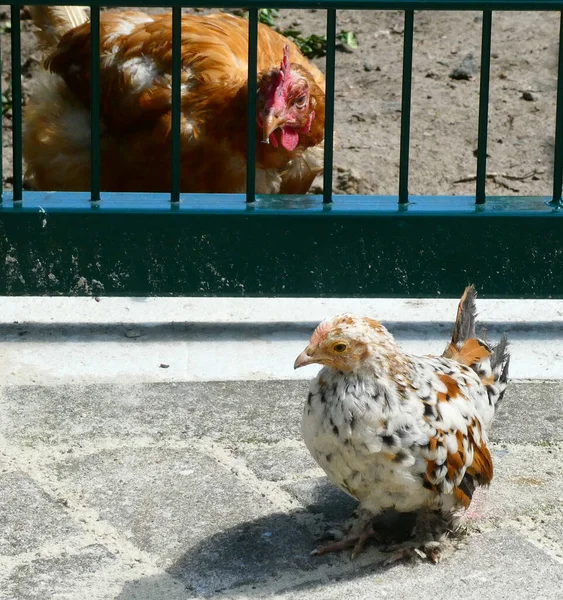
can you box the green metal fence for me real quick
[1,1,563,297]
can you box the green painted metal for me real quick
[399,10,414,204]
[89,6,101,201]
[11,1,563,10]
[323,9,336,204]
[246,8,259,203]
[3,1,563,298]
[0,193,561,298]
[0,25,2,202]
[171,6,182,202]
[476,11,492,205]
[553,11,563,206]
[10,5,22,202]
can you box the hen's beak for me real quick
[262,113,287,143]
[294,348,316,370]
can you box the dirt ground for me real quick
[0,6,560,197]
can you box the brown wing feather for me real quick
[423,404,493,508]
[466,422,493,484]
[453,486,472,508]
[420,285,497,509]
[437,373,462,400]
[444,338,491,367]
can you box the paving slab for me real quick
[0,381,307,446]
[0,380,561,449]
[236,442,319,482]
[282,478,358,524]
[52,445,333,596]
[491,381,563,443]
[4,544,117,600]
[0,472,79,556]
[466,444,563,523]
[1,379,563,599]
[265,529,563,600]
[543,520,563,547]
[114,574,195,600]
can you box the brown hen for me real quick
[24,7,326,194]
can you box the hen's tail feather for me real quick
[29,6,90,49]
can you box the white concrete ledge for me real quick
[2,296,563,324]
[0,297,561,384]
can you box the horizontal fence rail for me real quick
[12,1,563,9]
[1,2,563,298]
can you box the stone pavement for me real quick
[1,380,563,599]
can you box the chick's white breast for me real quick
[301,370,435,513]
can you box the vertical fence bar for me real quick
[171,6,182,202]
[246,8,258,203]
[90,6,101,201]
[0,24,3,202]
[398,10,414,204]
[10,5,22,201]
[476,10,492,205]
[552,11,563,206]
[323,9,337,204]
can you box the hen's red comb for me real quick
[267,45,293,110]
[280,45,291,76]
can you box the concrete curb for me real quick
[0,297,562,383]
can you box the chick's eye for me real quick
[295,95,307,108]
[333,343,347,353]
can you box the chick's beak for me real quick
[294,347,316,370]
[262,112,287,143]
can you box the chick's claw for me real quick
[382,543,443,566]
[311,537,358,557]
[312,522,380,559]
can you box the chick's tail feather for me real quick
[450,284,477,345]
[29,6,90,49]
[443,284,510,412]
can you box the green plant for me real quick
[280,31,327,59]
[280,29,359,59]
[240,8,358,59]
[337,30,359,49]
[257,8,279,27]
[2,87,12,115]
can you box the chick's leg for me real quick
[382,509,458,565]
[312,508,380,559]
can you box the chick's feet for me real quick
[382,540,443,565]
[312,510,380,559]
[382,509,455,566]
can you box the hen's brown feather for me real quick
[28,6,89,49]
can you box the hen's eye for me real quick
[333,343,347,353]
[295,96,307,108]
